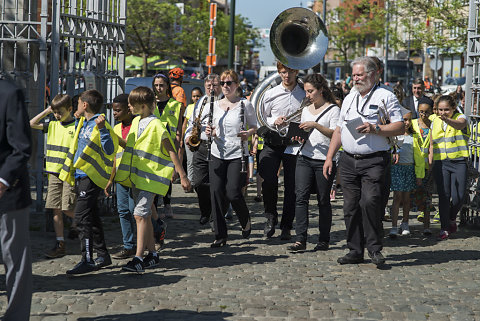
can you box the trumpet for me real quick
[276,97,310,137]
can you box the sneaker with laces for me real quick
[143,253,160,269]
[388,227,398,238]
[45,241,66,259]
[400,222,410,236]
[122,257,145,273]
[438,230,449,241]
[165,204,174,218]
[432,212,440,223]
[155,219,167,250]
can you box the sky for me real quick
[236,0,307,66]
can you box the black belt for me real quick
[345,151,388,160]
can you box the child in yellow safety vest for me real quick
[30,94,77,259]
[116,86,190,273]
[60,89,119,275]
[429,95,470,241]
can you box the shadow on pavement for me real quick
[387,249,480,266]
[76,309,233,321]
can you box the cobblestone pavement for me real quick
[1,182,480,321]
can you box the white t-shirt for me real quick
[211,98,257,160]
[337,84,403,154]
[261,83,305,155]
[299,104,340,160]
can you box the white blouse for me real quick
[211,98,258,160]
[299,104,340,160]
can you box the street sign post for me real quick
[207,3,217,74]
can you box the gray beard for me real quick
[354,80,374,95]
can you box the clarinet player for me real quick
[205,70,257,247]
[185,74,222,225]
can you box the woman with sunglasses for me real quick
[205,70,257,247]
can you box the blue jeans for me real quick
[116,183,135,250]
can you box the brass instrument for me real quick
[276,97,311,137]
[380,99,399,149]
[252,7,328,137]
[189,97,209,150]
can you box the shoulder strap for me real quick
[296,104,337,154]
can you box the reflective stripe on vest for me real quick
[431,113,470,160]
[154,98,182,148]
[115,117,174,195]
[59,116,118,188]
[45,121,75,174]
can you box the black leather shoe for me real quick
[368,251,386,266]
[288,241,306,252]
[210,238,227,248]
[280,229,291,240]
[66,260,99,275]
[314,241,329,251]
[199,216,210,225]
[264,213,276,238]
[242,218,251,239]
[337,253,364,265]
[94,255,112,268]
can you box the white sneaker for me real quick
[389,227,398,238]
[400,222,410,236]
[165,204,174,218]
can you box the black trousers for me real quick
[258,144,297,230]
[294,155,336,244]
[192,141,212,220]
[340,152,389,256]
[74,176,108,262]
[209,155,249,240]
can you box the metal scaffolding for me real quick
[0,0,126,213]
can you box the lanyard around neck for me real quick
[355,83,378,117]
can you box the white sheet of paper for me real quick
[345,117,365,141]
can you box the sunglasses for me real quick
[220,81,235,86]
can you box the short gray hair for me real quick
[351,56,378,74]
[205,73,220,82]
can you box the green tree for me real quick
[126,0,179,76]
[327,0,386,70]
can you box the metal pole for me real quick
[384,0,389,83]
[228,0,236,69]
[321,0,327,75]
[465,0,475,117]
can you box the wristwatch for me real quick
[374,124,381,133]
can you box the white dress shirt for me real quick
[261,83,305,155]
[337,85,403,155]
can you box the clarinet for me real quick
[240,100,247,174]
[206,90,214,161]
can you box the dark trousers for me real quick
[163,183,172,206]
[209,155,249,239]
[340,152,388,256]
[259,144,297,230]
[295,156,336,244]
[75,177,108,262]
[433,159,467,230]
[192,141,212,220]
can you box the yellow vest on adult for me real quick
[153,98,182,148]
[115,116,175,195]
[45,120,76,174]
[411,119,431,179]
[431,113,470,161]
[59,116,118,189]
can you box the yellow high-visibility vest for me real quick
[154,98,182,149]
[115,116,175,196]
[431,113,470,161]
[45,120,75,174]
[185,103,195,123]
[59,116,118,189]
[411,119,431,179]
[257,137,264,151]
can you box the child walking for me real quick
[30,94,77,258]
[389,110,416,237]
[60,89,118,275]
[116,86,190,273]
[429,95,470,240]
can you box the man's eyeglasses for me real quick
[220,81,234,86]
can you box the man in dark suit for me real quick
[0,78,33,321]
[404,78,433,119]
